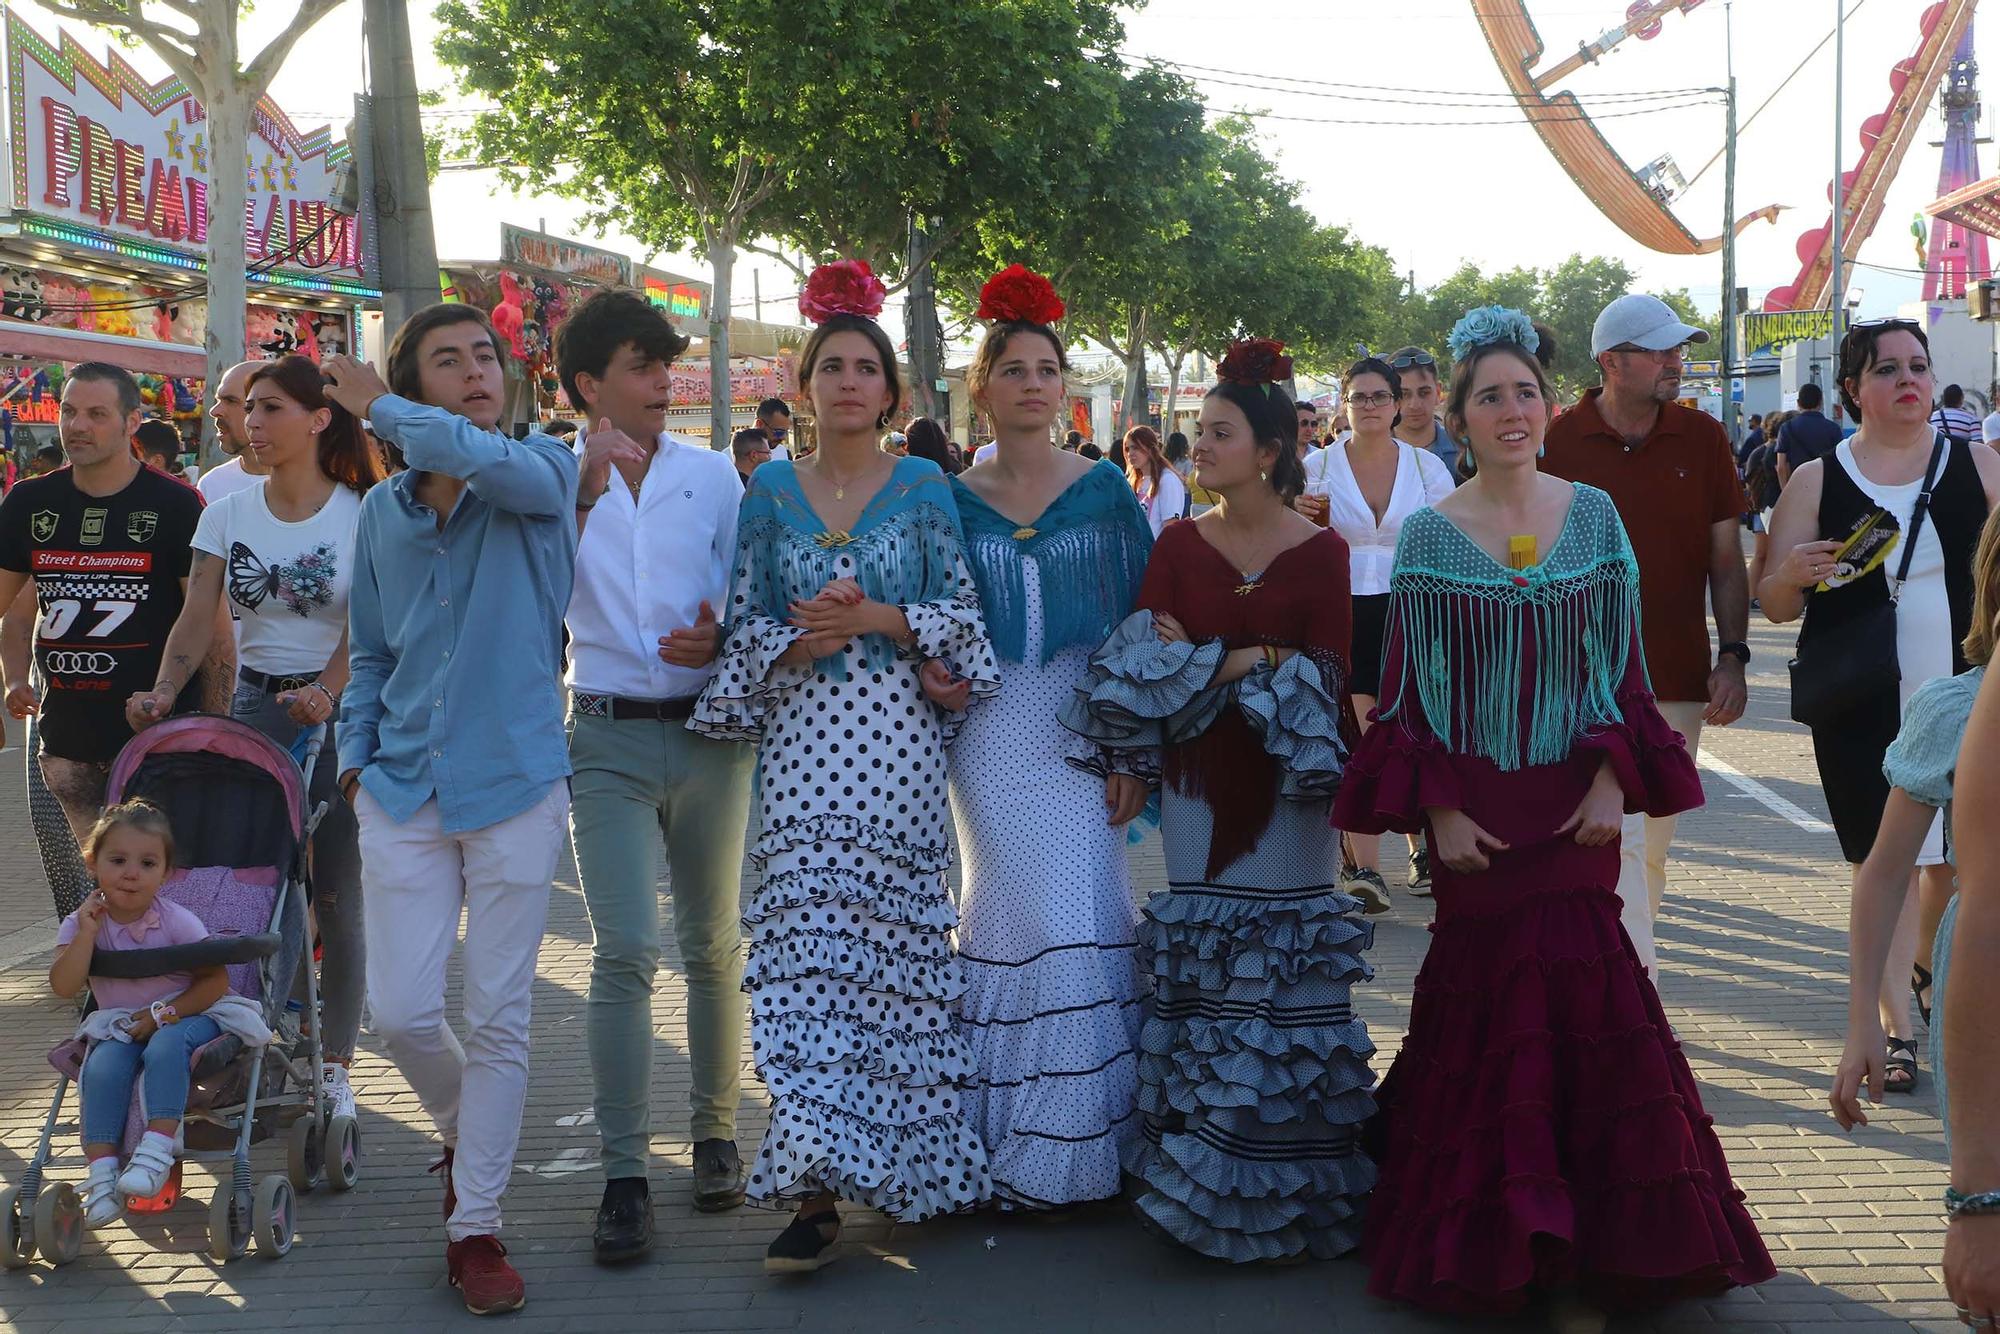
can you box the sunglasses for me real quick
[1388,351,1436,370]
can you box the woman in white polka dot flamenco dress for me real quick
[691,265,1002,1274]
[940,266,1156,1209]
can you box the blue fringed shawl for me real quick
[950,462,1153,665]
[1376,483,1644,771]
[735,456,968,681]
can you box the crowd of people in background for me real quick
[13,266,2000,1332]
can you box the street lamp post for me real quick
[1722,0,1740,441]
[1831,0,1848,336]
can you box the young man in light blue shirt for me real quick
[322,306,577,1317]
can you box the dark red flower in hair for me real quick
[798,259,887,324]
[1216,338,1294,386]
[976,264,1066,325]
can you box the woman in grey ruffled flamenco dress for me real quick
[1064,357,1376,1263]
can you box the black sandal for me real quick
[1912,963,1934,1027]
[764,1208,841,1274]
[1884,1037,1919,1095]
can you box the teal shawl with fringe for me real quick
[1376,483,1644,771]
[735,456,966,681]
[950,461,1153,666]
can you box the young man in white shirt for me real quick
[195,362,269,504]
[555,289,757,1264]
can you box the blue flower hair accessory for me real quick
[1447,305,1541,364]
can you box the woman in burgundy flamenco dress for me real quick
[1331,310,1774,1328]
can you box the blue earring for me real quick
[1537,444,1546,458]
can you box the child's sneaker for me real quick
[83,1156,121,1228]
[116,1132,175,1199]
[321,1063,358,1121]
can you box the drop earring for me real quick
[1260,470,1268,482]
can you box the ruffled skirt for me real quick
[744,809,991,1220]
[1127,794,1377,1262]
[1365,835,1774,1312]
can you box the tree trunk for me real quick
[706,225,734,449]
[1119,307,1148,435]
[1163,348,1184,443]
[905,215,944,422]
[202,81,251,469]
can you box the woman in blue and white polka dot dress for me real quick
[691,284,1001,1275]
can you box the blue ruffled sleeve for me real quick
[1060,610,1230,752]
[1885,670,1983,811]
[1238,651,1349,798]
[689,478,813,743]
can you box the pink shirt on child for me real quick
[55,897,209,1012]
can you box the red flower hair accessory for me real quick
[1216,338,1294,387]
[976,264,1066,325]
[798,260,887,324]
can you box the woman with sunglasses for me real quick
[1302,357,1456,913]
[1762,319,1999,1096]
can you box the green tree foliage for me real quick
[436,0,806,442]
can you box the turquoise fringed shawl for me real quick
[1376,483,1643,771]
[950,462,1153,665]
[736,456,967,681]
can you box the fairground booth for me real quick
[0,9,377,465]
[441,223,803,443]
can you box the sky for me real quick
[16,0,2000,331]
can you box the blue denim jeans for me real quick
[80,1015,223,1144]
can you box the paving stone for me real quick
[0,619,1963,1329]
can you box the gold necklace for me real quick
[818,458,880,502]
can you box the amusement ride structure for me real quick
[1472,0,1989,312]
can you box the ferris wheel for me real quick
[1473,0,1980,312]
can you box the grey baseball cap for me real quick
[1590,293,1710,358]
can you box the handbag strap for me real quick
[1889,432,1948,597]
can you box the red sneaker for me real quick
[429,1146,456,1222]
[446,1234,524,1315]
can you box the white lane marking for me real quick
[1698,752,1834,834]
[519,1146,595,1177]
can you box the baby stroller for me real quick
[2,715,359,1267]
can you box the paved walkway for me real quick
[0,618,1963,1332]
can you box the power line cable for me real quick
[1125,52,1720,102]
[1681,0,1871,193]
[1209,95,1724,128]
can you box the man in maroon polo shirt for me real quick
[1541,293,1750,978]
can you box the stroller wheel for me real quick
[325,1116,360,1192]
[0,1187,33,1268]
[252,1176,294,1259]
[287,1116,325,1193]
[32,1184,81,1266]
[206,1185,248,1262]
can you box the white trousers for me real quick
[356,780,568,1241]
[1616,700,1707,979]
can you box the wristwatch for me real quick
[1717,641,1751,665]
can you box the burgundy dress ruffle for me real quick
[1334,611,1775,1313]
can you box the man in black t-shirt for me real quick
[0,363,220,844]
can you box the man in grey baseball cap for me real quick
[1543,292,1747,981]
[1588,292,1711,361]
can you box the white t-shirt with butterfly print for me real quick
[191,481,362,675]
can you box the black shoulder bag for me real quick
[1788,433,1945,728]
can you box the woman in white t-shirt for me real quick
[1301,356,1456,910]
[127,354,382,1123]
[1125,425,1187,535]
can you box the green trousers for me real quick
[567,710,755,1177]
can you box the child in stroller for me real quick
[5,713,357,1269]
[50,801,245,1226]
